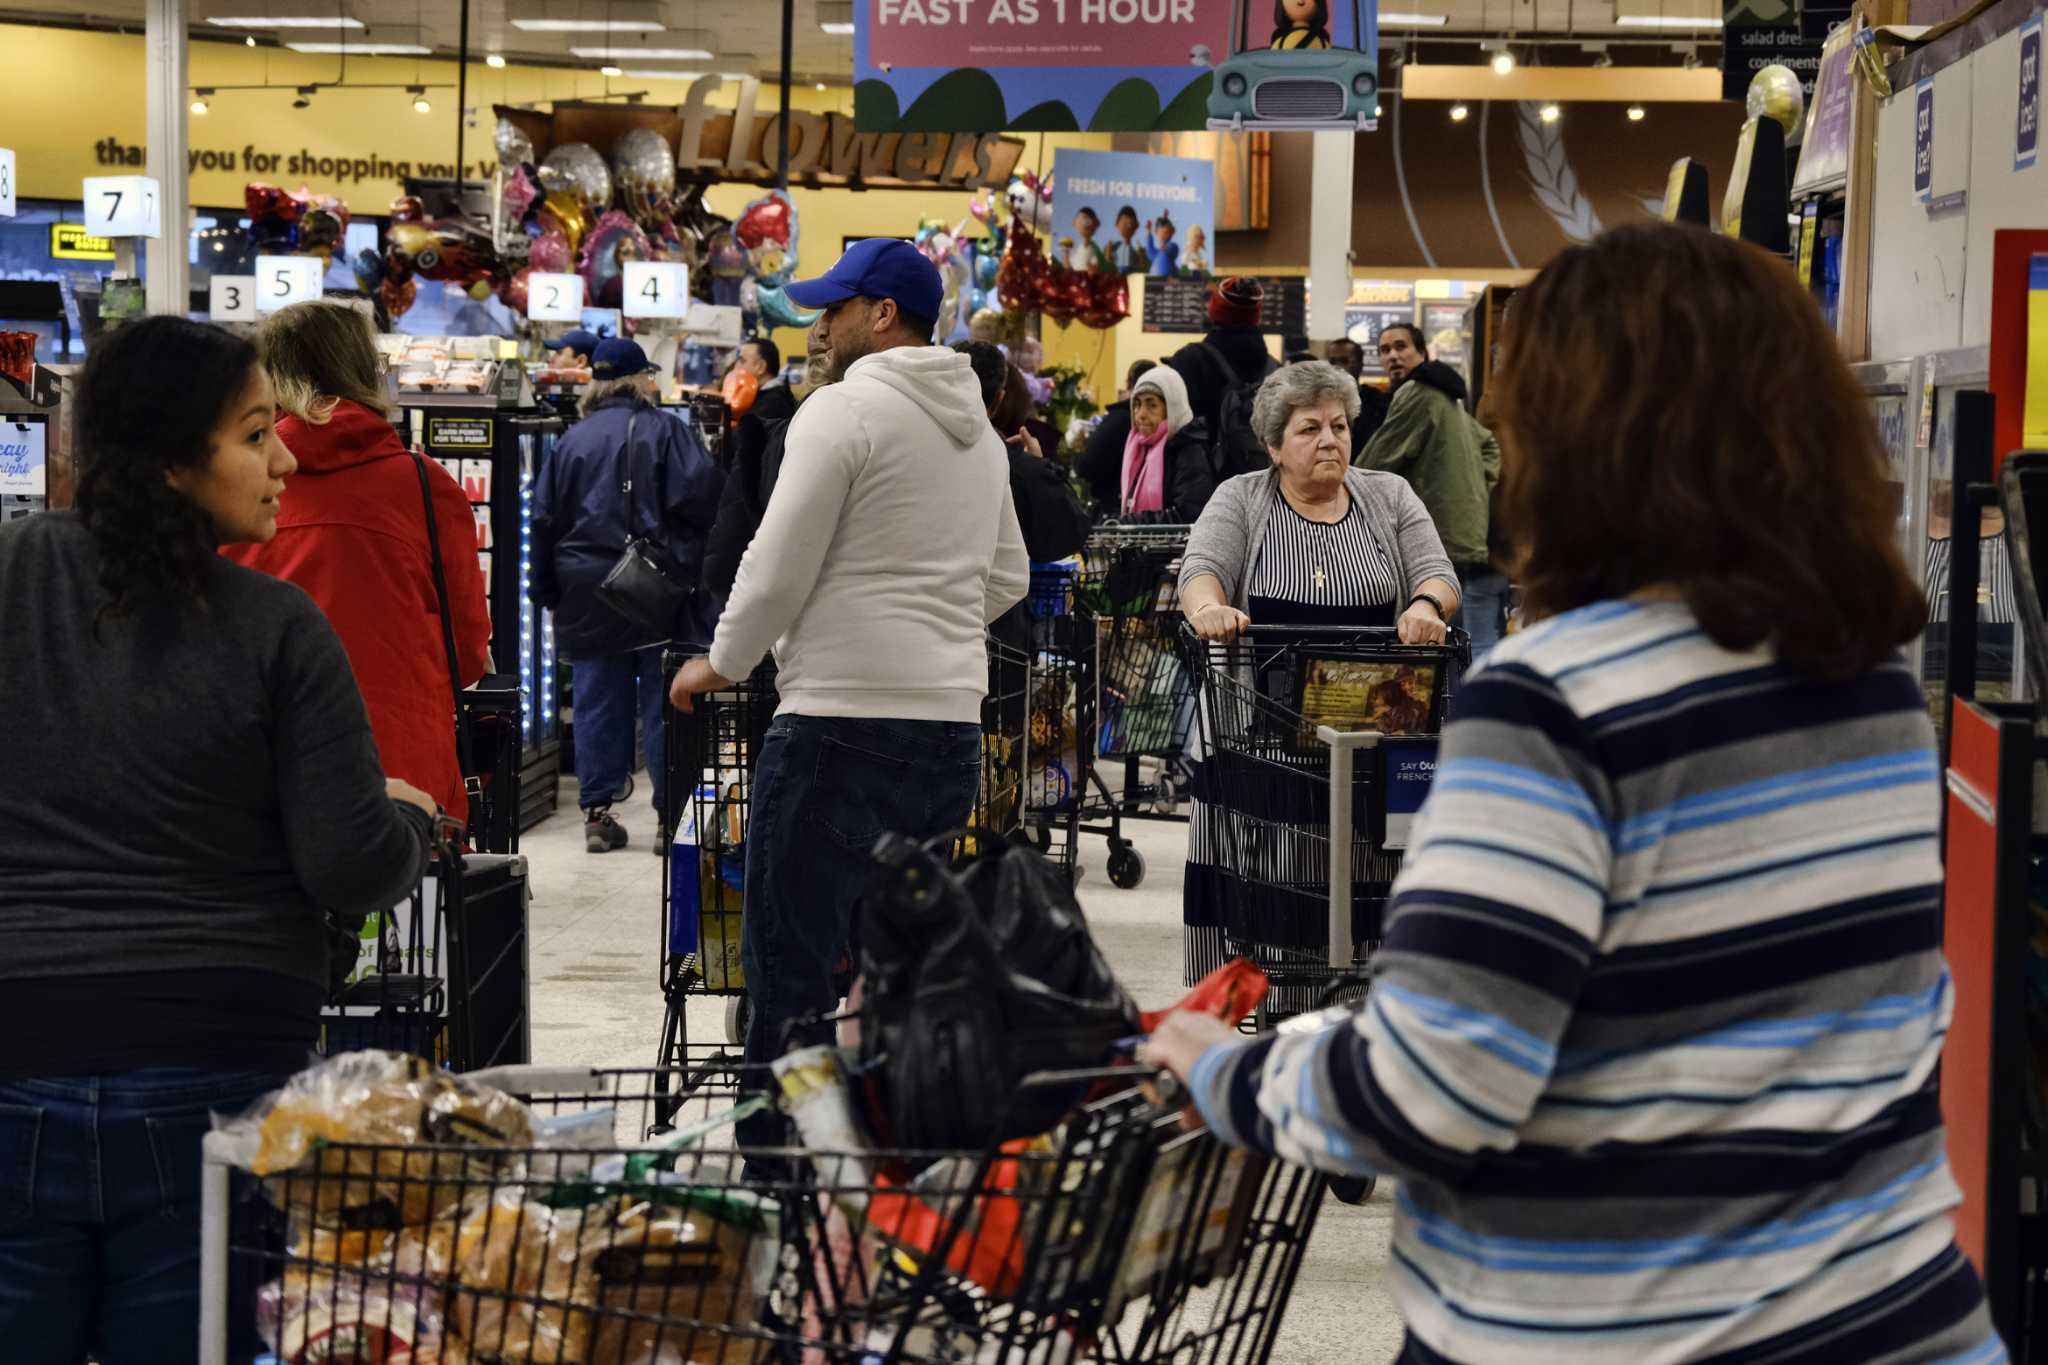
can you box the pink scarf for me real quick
[1120,421,1170,515]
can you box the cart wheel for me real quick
[1032,819,1053,853]
[1330,1174,1378,1205]
[724,995,752,1048]
[1107,844,1146,889]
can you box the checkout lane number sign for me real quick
[82,175,162,238]
[0,149,14,218]
[527,272,584,323]
[622,261,688,320]
[254,256,324,314]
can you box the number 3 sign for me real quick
[210,276,258,322]
[526,272,584,322]
[622,261,689,319]
[254,256,324,313]
[82,175,162,238]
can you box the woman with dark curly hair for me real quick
[0,316,435,1362]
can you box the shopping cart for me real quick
[1067,525,1203,889]
[657,641,1040,1071]
[1183,624,1468,1025]
[196,1053,1329,1364]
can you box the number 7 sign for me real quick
[82,175,163,238]
[622,261,690,319]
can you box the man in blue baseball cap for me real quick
[669,237,1029,1164]
[541,328,601,368]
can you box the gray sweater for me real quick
[1179,467,1458,609]
[0,513,432,991]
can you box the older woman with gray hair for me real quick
[1180,360,1458,642]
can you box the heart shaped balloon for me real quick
[528,230,572,275]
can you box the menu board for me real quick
[1142,275,1306,336]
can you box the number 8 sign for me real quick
[0,149,16,219]
[253,256,324,313]
[526,272,584,323]
[622,261,689,319]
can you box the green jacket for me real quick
[1354,363,1500,568]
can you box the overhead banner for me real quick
[855,0,1380,133]
[1050,148,1215,278]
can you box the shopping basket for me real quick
[1184,623,1469,1023]
[197,1052,1328,1365]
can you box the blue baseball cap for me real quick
[785,238,943,325]
[590,337,658,380]
[543,328,600,354]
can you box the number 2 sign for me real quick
[622,261,689,319]
[253,255,324,313]
[82,175,162,238]
[526,272,584,323]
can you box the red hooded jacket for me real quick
[224,400,492,820]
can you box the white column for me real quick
[1307,130,1355,342]
[145,0,191,317]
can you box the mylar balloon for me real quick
[613,127,676,218]
[537,192,590,256]
[539,142,613,211]
[722,365,759,415]
[580,209,652,309]
[494,117,535,170]
[756,284,820,331]
[528,231,573,275]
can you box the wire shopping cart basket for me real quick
[1183,624,1469,1024]
[198,1053,1328,1365]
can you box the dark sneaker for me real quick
[584,808,629,853]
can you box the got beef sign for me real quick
[858,0,1381,133]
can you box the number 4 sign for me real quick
[623,261,689,319]
[526,272,584,323]
[253,255,324,313]
[82,175,162,238]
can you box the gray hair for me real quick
[1251,360,1362,450]
[579,373,651,417]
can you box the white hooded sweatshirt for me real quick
[708,345,1030,722]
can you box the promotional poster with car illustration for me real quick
[1051,149,1216,278]
[855,0,1379,132]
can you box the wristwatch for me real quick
[1408,592,1447,621]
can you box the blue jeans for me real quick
[738,715,982,1147]
[0,1066,291,1364]
[1458,569,1511,665]
[570,646,669,818]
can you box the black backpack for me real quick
[855,831,1140,1153]
[1200,341,1280,486]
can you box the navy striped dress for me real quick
[1187,598,2001,1363]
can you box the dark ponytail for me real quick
[73,317,260,619]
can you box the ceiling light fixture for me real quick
[815,81,829,91]
[407,85,432,112]
[1378,10,1449,24]
[190,91,211,114]
[1627,103,1647,120]
[1449,102,1469,120]
[1373,101,1383,116]
[1615,14,1723,25]
[818,0,855,33]
[485,52,506,68]
[1682,46,1702,67]
[206,15,365,27]
[600,64,623,76]
[1539,102,1561,122]
[286,41,432,53]
[820,21,855,32]
[245,34,256,44]
[569,42,714,59]
[1490,49,1515,74]
[292,85,315,107]
[617,68,708,80]
[510,17,663,30]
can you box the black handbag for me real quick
[595,408,697,642]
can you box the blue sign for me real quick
[2019,17,2041,172]
[1050,149,1215,278]
[0,416,47,498]
[1381,738,1438,850]
[1914,78,1935,201]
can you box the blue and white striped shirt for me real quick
[1189,598,2002,1363]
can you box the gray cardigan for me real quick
[1179,467,1459,610]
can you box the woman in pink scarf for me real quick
[1118,363,1213,521]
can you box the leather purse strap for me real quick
[411,451,474,780]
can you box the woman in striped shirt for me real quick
[1147,224,2001,1362]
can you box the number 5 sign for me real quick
[83,175,162,238]
[253,256,324,313]
[622,261,689,319]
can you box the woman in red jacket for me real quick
[225,301,493,821]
